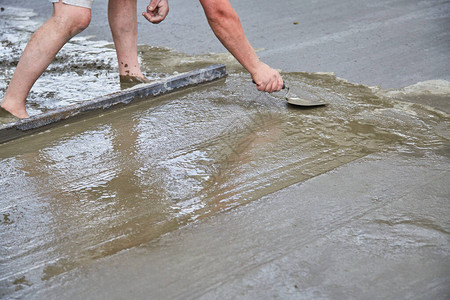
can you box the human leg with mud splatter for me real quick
[1,0,148,118]
[109,0,152,88]
[1,1,91,118]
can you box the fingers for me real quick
[142,0,169,24]
[142,11,164,24]
[147,0,160,11]
[255,75,284,93]
[275,76,284,91]
[252,62,284,93]
[266,76,282,93]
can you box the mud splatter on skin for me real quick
[0,8,240,120]
[0,7,169,119]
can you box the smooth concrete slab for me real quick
[0,64,226,144]
[30,150,450,299]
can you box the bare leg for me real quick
[108,0,148,83]
[1,2,91,118]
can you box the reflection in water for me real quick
[0,5,449,299]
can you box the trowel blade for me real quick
[286,96,328,107]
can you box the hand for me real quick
[251,62,284,93]
[143,0,169,24]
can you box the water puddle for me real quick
[0,5,449,298]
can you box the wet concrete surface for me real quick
[0,0,449,299]
[0,65,226,143]
[31,151,450,299]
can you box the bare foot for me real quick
[0,100,29,119]
[119,75,152,90]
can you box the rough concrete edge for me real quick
[0,64,226,144]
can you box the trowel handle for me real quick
[252,80,286,90]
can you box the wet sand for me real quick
[0,0,449,298]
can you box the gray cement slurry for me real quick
[1,67,448,299]
[0,64,226,144]
[30,151,450,299]
[0,1,448,299]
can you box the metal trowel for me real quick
[283,85,328,107]
[254,81,328,107]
